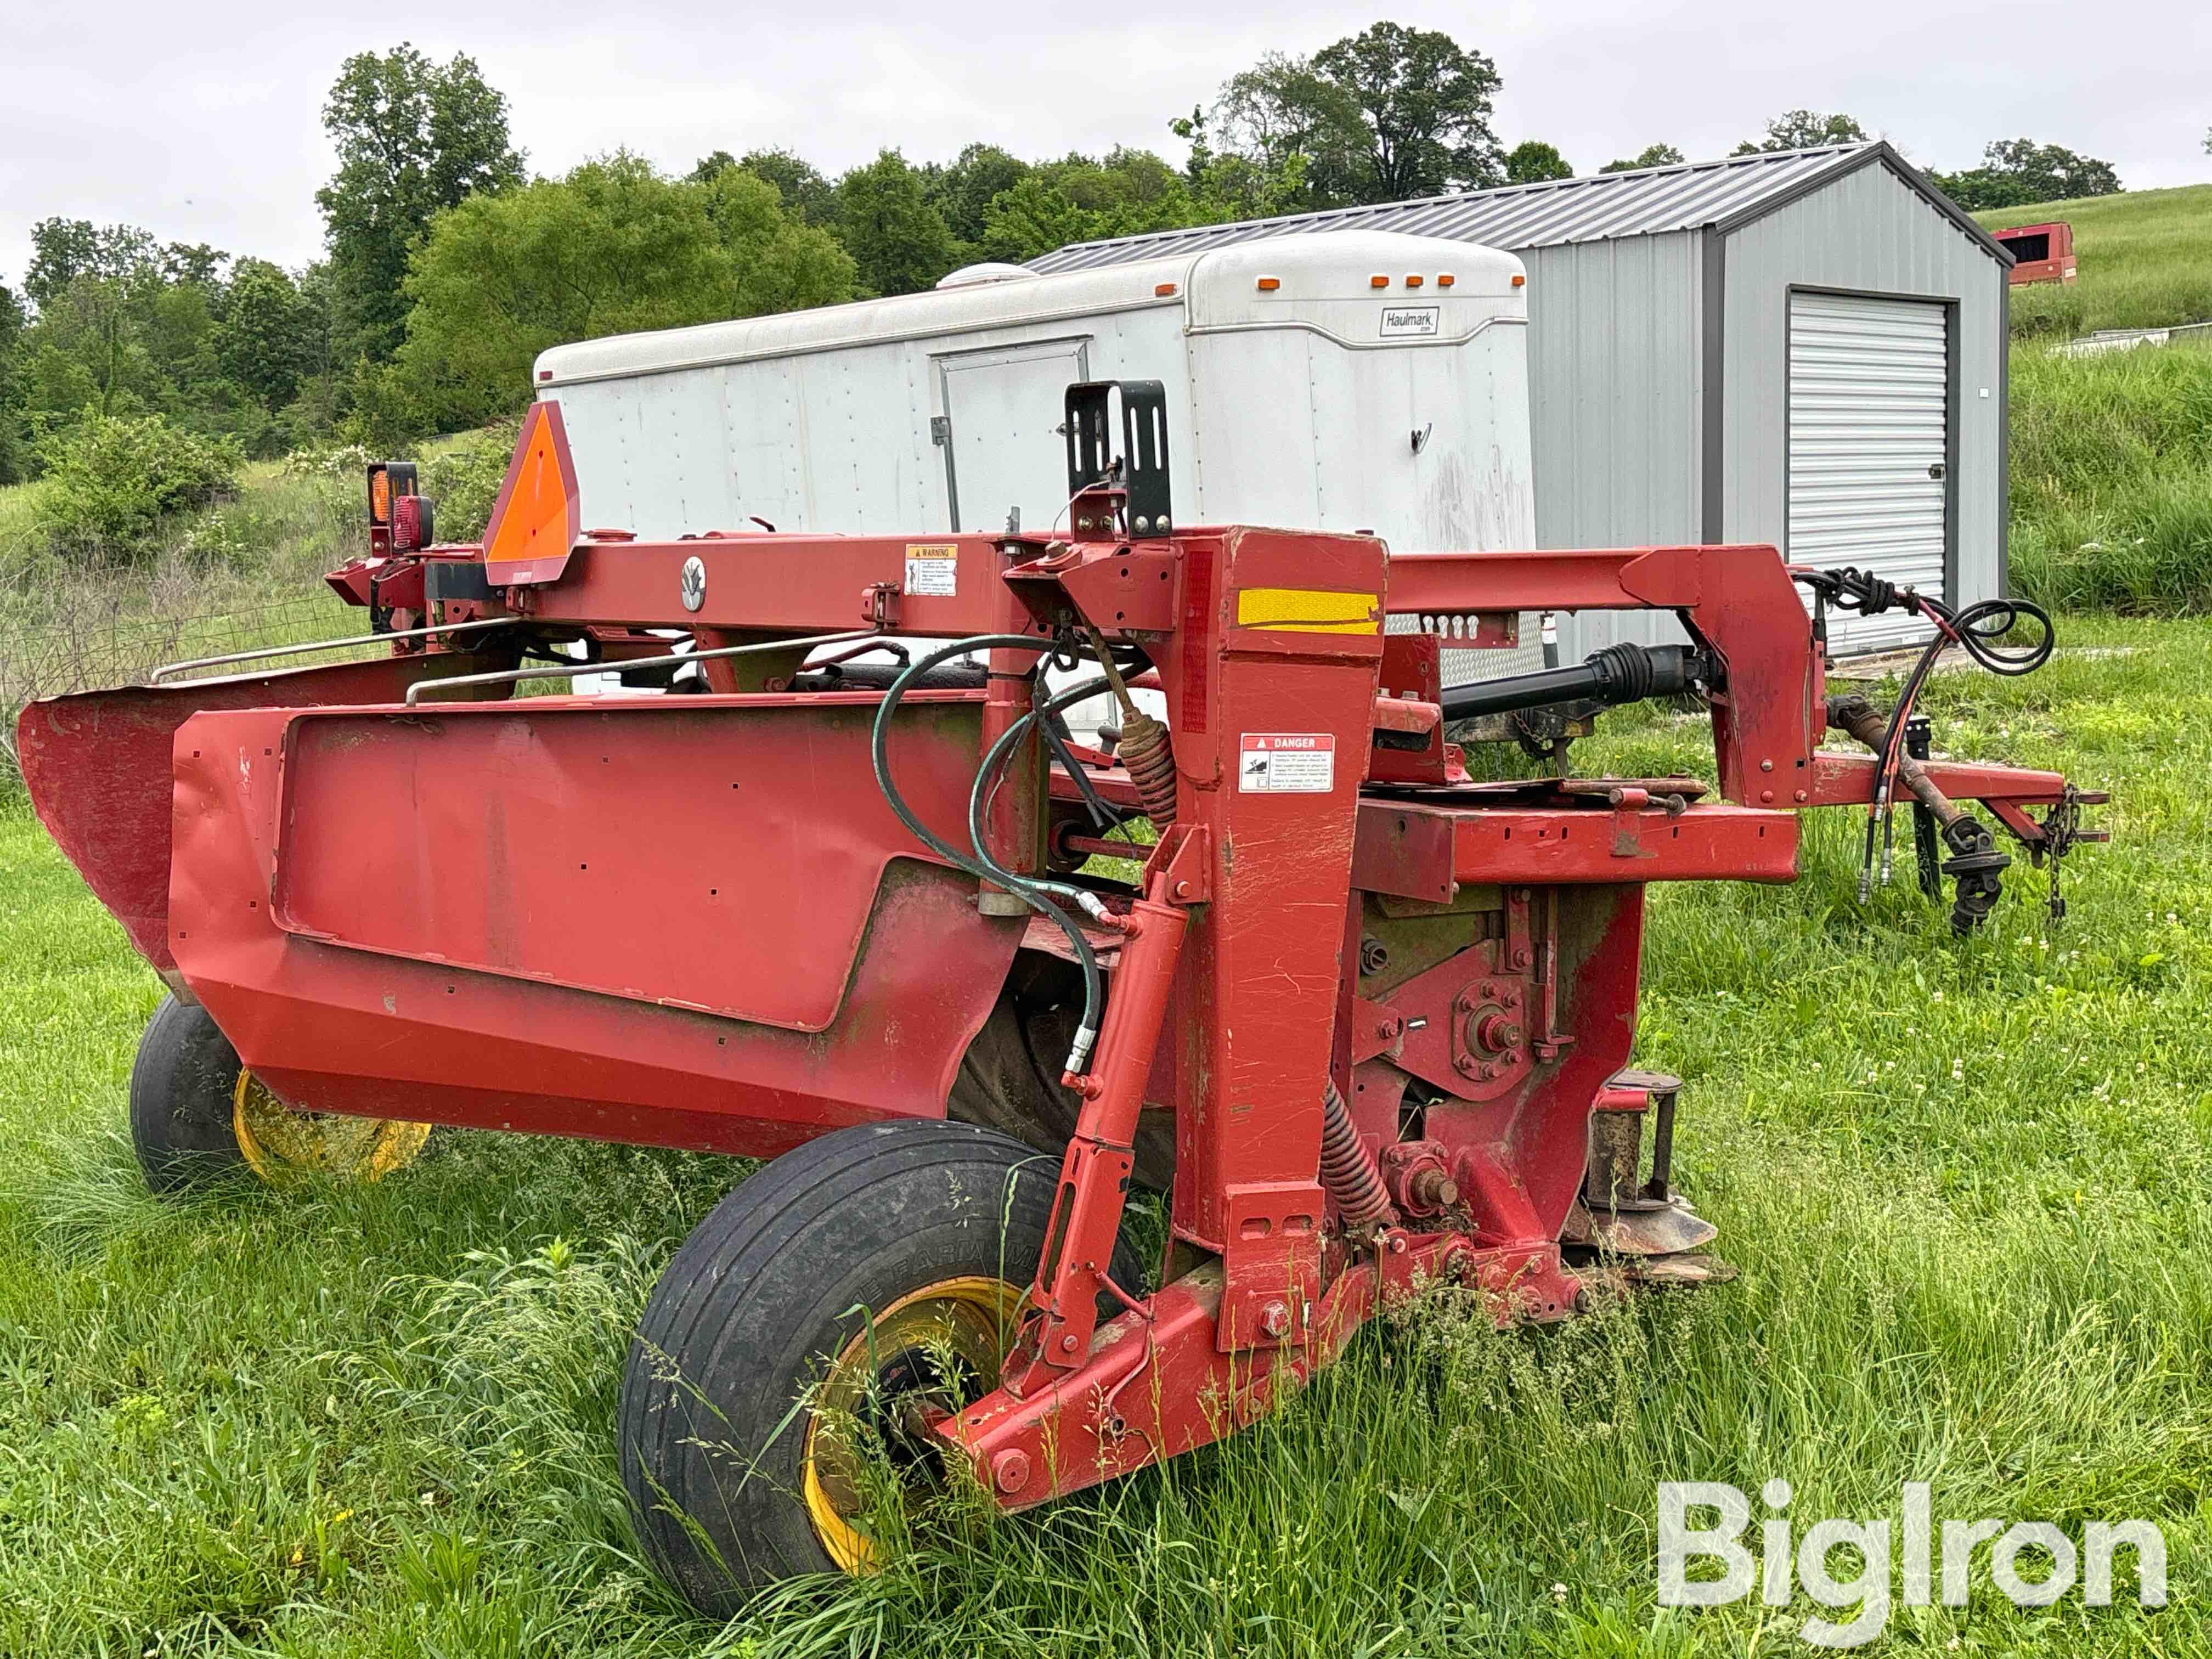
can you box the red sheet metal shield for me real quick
[167,691,1020,1155]
[14,651,517,982]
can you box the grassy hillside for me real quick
[1975,183,2212,339]
[1985,182,2212,614]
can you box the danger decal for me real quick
[1239,733,1336,793]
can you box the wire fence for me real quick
[0,591,352,782]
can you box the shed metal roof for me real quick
[1029,141,2007,273]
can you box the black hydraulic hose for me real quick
[871,634,1107,1072]
[968,673,1118,883]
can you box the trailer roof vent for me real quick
[934,262,1037,290]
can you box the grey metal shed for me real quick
[1031,142,2014,657]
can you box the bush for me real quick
[420,419,521,542]
[31,413,240,561]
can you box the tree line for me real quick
[0,24,2137,487]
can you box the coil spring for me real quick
[1119,709,1178,827]
[1319,1079,1398,1229]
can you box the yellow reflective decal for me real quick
[1234,587,1380,634]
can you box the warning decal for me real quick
[1239,733,1336,793]
[904,543,958,596]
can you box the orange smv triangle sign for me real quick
[482,400,582,586]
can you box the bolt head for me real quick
[1760,758,1775,772]
[1480,981,1498,998]
[1059,1333,1078,1352]
[992,1450,1031,1493]
[1259,1300,1292,1338]
[1479,1062,1498,1080]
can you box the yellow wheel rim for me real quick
[232,1070,432,1182]
[800,1274,1027,1574]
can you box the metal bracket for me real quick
[861,583,902,629]
[1064,380,1172,535]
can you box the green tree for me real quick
[1599,143,1685,174]
[391,151,855,432]
[214,259,317,410]
[1504,140,1573,183]
[1931,140,2122,210]
[735,149,837,226]
[1216,23,1504,207]
[162,242,228,287]
[1733,110,1869,155]
[23,219,157,309]
[0,281,25,483]
[315,44,524,364]
[23,272,162,419]
[977,148,1223,263]
[833,150,960,295]
[932,143,1030,246]
[1171,107,1312,224]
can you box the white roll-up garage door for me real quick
[1787,291,1949,653]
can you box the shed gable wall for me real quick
[1719,162,2006,607]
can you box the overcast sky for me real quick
[3,1,2205,288]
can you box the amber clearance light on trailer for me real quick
[1255,276,1280,291]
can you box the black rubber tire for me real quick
[127,994,247,1195]
[620,1118,1140,1613]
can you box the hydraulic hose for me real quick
[872,634,1108,1071]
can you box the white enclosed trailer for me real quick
[534,230,1546,689]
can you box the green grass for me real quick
[1976,183,2212,340]
[2007,341,2212,614]
[2,617,2209,1654]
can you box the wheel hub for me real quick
[800,1274,1026,1573]
[231,1071,431,1182]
